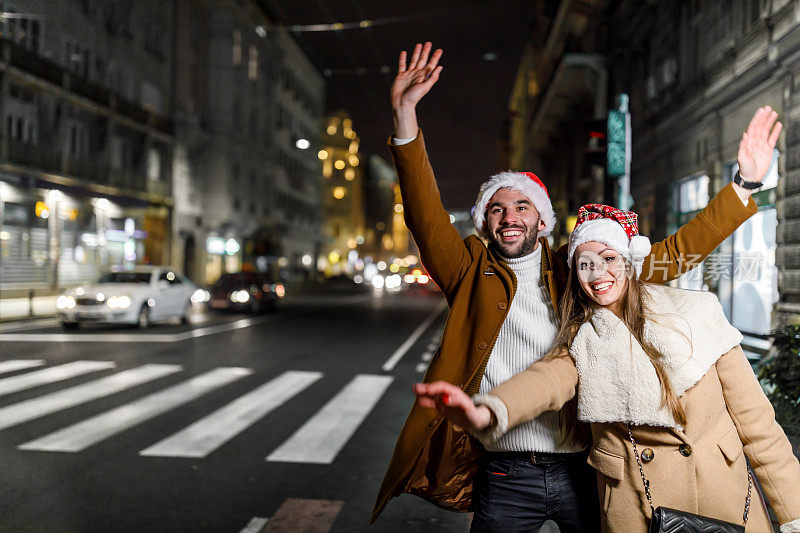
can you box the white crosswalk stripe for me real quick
[140,370,322,458]
[0,361,114,397]
[0,360,45,376]
[0,364,182,431]
[266,374,393,464]
[18,367,252,452]
[3,359,394,464]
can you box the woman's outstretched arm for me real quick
[415,354,578,443]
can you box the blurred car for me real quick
[207,272,285,314]
[57,266,202,329]
[403,268,440,294]
[322,274,371,293]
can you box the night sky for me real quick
[260,1,539,209]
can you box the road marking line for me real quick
[0,332,175,343]
[239,517,269,533]
[0,364,182,431]
[140,371,323,458]
[266,374,393,464]
[421,351,434,362]
[18,367,252,452]
[0,361,115,397]
[381,302,445,371]
[0,359,45,375]
[0,318,58,332]
[415,362,428,373]
[262,499,343,533]
[0,295,374,344]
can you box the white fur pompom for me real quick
[629,235,651,259]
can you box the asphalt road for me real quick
[0,289,472,533]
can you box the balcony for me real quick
[0,38,173,136]
[4,140,170,198]
[8,140,62,174]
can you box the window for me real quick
[64,39,90,78]
[144,23,164,58]
[670,174,710,290]
[248,45,258,80]
[718,156,779,340]
[233,31,242,65]
[141,82,163,114]
[147,148,161,181]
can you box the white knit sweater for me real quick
[478,244,585,453]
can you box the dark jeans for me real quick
[470,451,601,533]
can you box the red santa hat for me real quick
[472,171,556,238]
[567,204,652,276]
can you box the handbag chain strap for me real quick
[626,424,752,524]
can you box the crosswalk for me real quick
[0,360,394,464]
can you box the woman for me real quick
[415,203,800,532]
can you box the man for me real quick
[371,42,780,531]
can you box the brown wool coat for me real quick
[370,130,758,523]
[488,345,800,532]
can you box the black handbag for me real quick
[626,425,752,533]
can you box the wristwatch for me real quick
[732,171,763,190]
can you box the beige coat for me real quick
[488,341,800,532]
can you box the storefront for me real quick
[718,154,779,354]
[203,235,242,285]
[0,174,171,295]
[669,151,780,357]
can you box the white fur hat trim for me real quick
[472,171,556,238]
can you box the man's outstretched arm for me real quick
[389,43,471,296]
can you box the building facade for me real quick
[0,0,175,317]
[508,0,800,358]
[605,0,800,355]
[318,110,365,276]
[507,0,609,249]
[172,0,324,286]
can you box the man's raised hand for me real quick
[391,42,443,110]
[390,43,442,139]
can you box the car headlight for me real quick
[107,295,132,310]
[57,295,76,310]
[191,289,210,304]
[230,290,250,303]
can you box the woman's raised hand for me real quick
[414,381,493,432]
[738,105,782,182]
[391,42,443,111]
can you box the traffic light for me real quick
[584,119,606,167]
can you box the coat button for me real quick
[679,444,692,457]
[478,342,488,350]
[428,418,439,427]
[498,302,507,310]
[641,448,654,463]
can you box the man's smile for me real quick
[498,228,525,243]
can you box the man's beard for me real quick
[491,226,540,258]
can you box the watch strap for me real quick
[733,171,762,190]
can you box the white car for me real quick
[57,266,207,329]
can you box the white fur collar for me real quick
[571,284,742,429]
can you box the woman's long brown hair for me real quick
[548,258,688,447]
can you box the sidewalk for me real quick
[0,295,58,322]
